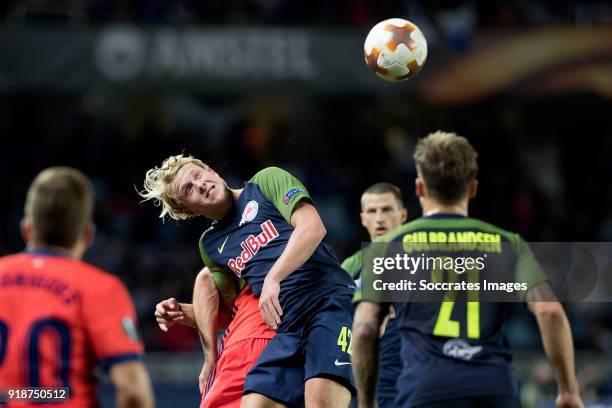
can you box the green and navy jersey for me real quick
[354,214,547,405]
[341,250,362,281]
[342,249,401,400]
[200,167,354,331]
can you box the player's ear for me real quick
[84,223,96,247]
[20,217,33,244]
[400,208,408,223]
[415,178,426,198]
[468,179,478,199]
[360,211,367,228]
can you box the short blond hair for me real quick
[414,131,478,204]
[139,154,209,220]
[25,167,94,247]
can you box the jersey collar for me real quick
[423,213,467,219]
[24,247,70,258]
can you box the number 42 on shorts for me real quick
[337,326,352,355]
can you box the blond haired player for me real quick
[141,158,355,407]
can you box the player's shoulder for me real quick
[67,259,126,290]
[463,217,522,243]
[375,216,522,243]
[0,254,34,277]
[248,166,291,184]
[341,249,362,270]
[39,256,128,294]
[342,248,362,264]
[0,252,125,290]
[0,253,26,269]
[248,167,309,214]
[0,252,101,275]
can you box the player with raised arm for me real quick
[351,132,584,408]
[154,268,282,408]
[141,157,355,407]
[0,167,154,407]
[341,183,406,408]
[156,184,407,407]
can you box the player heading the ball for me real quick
[140,158,356,407]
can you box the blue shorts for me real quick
[350,396,395,408]
[378,397,396,408]
[243,293,356,406]
[411,396,521,408]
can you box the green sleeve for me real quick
[341,250,362,280]
[199,232,240,308]
[353,238,390,304]
[249,167,312,224]
[514,235,548,300]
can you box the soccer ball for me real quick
[364,18,428,82]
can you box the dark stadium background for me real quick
[1,1,611,407]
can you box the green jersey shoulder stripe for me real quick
[341,249,362,280]
[249,167,312,224]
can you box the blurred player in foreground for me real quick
[154,269,279,408]
[141,159,355,407]
[341,183,406,408]
[352,132,584,408]
[0,167,153,407]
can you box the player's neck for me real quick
[231,188,243,202]
[421,198,468,217]
[26,241,82,260]
[210,188,243,221]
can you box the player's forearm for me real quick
[267,219,325,283]
[192,271,220,360]
[116,387,154,408]
[111,362,154,408]
[352,302,386,408]
[533,302,579,392]
[177,303,196,328]
[353,323,380,407]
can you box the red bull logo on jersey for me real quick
[228,220,279,276]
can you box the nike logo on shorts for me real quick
[334,359,351,366]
